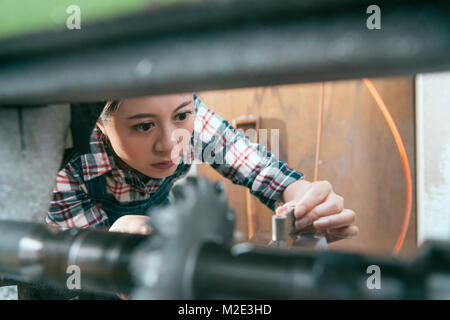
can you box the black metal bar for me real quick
[0,0,374,59]
[0,0,448,105]
[192,242,426,299]
[0,280,17,287]
[1,220,449,299]
[0,220,147,295]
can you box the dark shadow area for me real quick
[60,101,105,170]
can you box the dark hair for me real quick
[99,100,123,122]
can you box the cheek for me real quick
[187,116,195,132]
[110,132,150,163]
[180,118,195,141]
[177,119,195,150]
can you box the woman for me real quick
[46,93,358,241]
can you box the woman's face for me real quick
[98,93,195,179]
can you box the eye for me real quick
[133,122,154,132]
[175,111,192,122]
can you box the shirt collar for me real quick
[80,125,119,182]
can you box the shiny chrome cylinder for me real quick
[0,220,147,294]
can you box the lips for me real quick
[151,160,175,170]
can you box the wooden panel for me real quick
[196,77,416,256]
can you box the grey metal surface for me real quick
[193,240,450,299]
[0,105,70,222]
[291,232,329,250]
[0,183,449,299]
[267,214,288,248]
[131,178,236,299]
[0,0,448,105]
[0,286,18,300]
[277,208,329,250]
[0,220,147,295]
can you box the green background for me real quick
[0,0,195,40]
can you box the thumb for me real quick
[276,202,296,215]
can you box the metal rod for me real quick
[0,0,448,105]
[1,220,449,299]
[193,242,441,299]
[0,220,147,295]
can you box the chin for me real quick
[146,167,178,179]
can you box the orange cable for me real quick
[362,78,413,255]
[313,79,411,254]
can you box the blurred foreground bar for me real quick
[0,0,448,105]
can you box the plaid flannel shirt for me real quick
[46,94,303,230]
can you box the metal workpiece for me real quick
[267,214,288,248]
[276,209,329,250]
[0,220,147,295]
[0,0,449,105]
[291,232,329,251]
[0,179,449,299]
[193,241,450,300]
[130,177,236,299]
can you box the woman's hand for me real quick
[108,215,152,300]
[278,180,358,243]
[108,215,152,235]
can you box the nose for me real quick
[153,126,176,154]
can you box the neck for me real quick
[103,136,152,183]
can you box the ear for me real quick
[96,120,106,135]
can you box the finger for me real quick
[313,209,355,230]
[129,223,152,235]
[294,181,333,218]
[326,225,359,240]
[136,216,150,224]
[295,193,344,229]
[139,224,152,235]
[116,293,128,300]
[127,216,151,234]
[108,226,126,233]
[276,201,296,215]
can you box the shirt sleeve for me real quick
[192,94,304,211]
[46,161,109,230]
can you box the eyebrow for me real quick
[126,100,192,120]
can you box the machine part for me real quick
[130,177,236,299]
[193,240,450,300]
[0,0,449,105]
[267,214,288,248]
[0,220,147,295]
[0,179,449,299]
[281,207,329,250]
[282,205,298,237]
[291,232,329,251]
